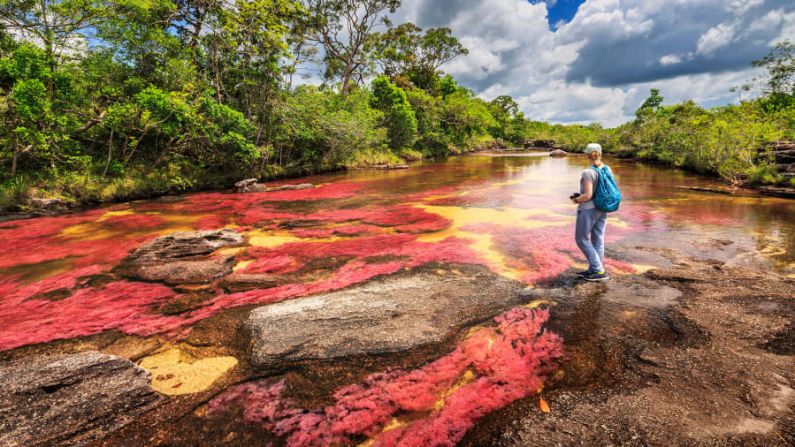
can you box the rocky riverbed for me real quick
[1,154,793,446]
[1,245,792,446]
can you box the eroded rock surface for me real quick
[490,258,795,447]
[234,179,314,193]
[219,273,284,292]
[247,265,526,367]
[116,229,243,284]
[0,351,161,447]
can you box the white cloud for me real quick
[697,22,737,55]
[728,0,763,16]
[444,36,506,80]
[659,54,683,65]
[517,81,629,127]
[775,10,795,43]
[388,0,794,126]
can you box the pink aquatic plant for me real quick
[209,307,563,447]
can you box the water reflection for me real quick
[0,153,792,351]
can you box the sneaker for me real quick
[575,269,593,277]
[582,270,610,282]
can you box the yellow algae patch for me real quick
[631,264,658,274]
[246,229,305,248]
[139,348,238,395]
[417,204,568,236]
[154,213,210,235]
[218,246,247,257]
[433,369,477,411]
[97,209,134,221]
[415,204,570,281]
[357,418,409,447]
[60,211,209,241]
[524,299,555,309]
[606,216,630,229]
[246,228,346,248]
[233,259,254,272]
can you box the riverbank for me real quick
[6,144,794,222]
[489,146,795,199]
[0,156,422,218]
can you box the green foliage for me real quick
[270,86,387,172]
[3,0,791,211]
[753,40,795,111]
[615,99,787,184]
[442,90,497,147]
[406,87,447,157]
[635,88,664,120]
[370,76,417,150]
[371,23,467,92]
[488,95,530,144]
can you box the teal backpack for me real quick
[590,165,621,212]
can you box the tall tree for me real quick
[0,0,107,97]
[302,0,399,95]
[372,23,467,91]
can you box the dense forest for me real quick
[0,0,793,211]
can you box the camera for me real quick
[569,192,581,200]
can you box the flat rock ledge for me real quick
[247,265,527,368]
[234,178,314,193]
[115,229,243,284]
[0,351,161,447]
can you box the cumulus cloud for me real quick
[387,0,794,126]
[659,54,683,66]
[697,23,737,56]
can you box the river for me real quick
[0,152,793,446]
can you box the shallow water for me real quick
[2,152,794,446]
[0,152,793,353]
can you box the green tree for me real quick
[302,0,400,95]
[372,23,467,92]
[753,40,795,110]
[0,0,108,98]
[636,88,664,118]
[370,75,417,150]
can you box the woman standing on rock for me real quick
[570,143,611,282]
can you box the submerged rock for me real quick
[0,351,161,447]
[247,265,527,368]
[116,229,243,284]
[269,183,313,191]
[234,179,314,193]
[234,178,259,193]
[372,164,410,170]
[219,273,284,293]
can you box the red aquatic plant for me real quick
[208,307,563,447]
[0,279,176,350]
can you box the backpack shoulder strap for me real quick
[589,166,601,180]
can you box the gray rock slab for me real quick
[0,351,161,447]
[116,229,243,284]
[247,266,526,368]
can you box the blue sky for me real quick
[532,0,585,29]
[391,0,795,126]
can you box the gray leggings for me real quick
[575,208,607,272]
